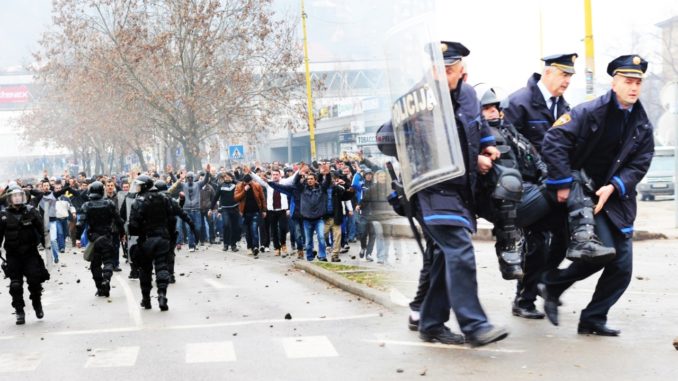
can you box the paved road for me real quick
[0,238,676,380]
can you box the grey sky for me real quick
[2,0,677,103]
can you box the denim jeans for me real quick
[221,207,242,248]
[303,218,326,260]
[56,218,69,251]
[49,221,59,261]
[185,209,202,249]
[288,217,305,251]
[242,212,260,249]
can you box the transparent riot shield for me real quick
[383,13,465,199]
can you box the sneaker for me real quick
[297,250,304,259]
[331,257,341,263]
[317,257,328,262]
[54,257,59,264]
[188,247,195,253]
[260,246,267,253]
[365,255,374,262]
[222,246,229,252]
[59,249,65,254]
[359,249,366,259]
[113,267,122,272]
[176,244,182,251]
[247,249,254,256]
[253,248,259,258]
[15,309,25,325]
[231,246,239,252]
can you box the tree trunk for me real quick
[133,147,148,172]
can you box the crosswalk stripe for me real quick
[84,346,140,368]
[185,342,236,363]
[281,336,339,359]
[0,352,42,372]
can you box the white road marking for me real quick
[363,339,525,354]
[114,274,143,327]
[52,327,141,336]
[185,342,236,363]
[0,352,42,372]
[165,313,381,331]
[84,346,140,368]
[281,336,338,359]
[0,313,381,340]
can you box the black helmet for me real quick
[88,181,104,199]
[7,185,27,206]
[133,175,154,194]
[480,88,510,110]
[154,180,168,192]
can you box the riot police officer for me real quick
[0,185,49,324]
[128,175,174,311]
[77,181,125,297]
[154,180,196,284]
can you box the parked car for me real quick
[638,146,674,201]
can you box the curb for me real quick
[293,261,401,310]
[383,223,667,242]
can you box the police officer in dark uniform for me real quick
[413,41,508,347]
[539,55,654,336]
[128,175,174,311]
[154,180,196,284]
[503,53,578,319]
[77,181,125,297]
[478,89,614,318]
[0,186,49,325]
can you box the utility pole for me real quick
[301,0,317,161]
[584,0,595,99]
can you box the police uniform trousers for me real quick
[542,212,633,325]
[89,233,116,288]
[409,236,434,312]
[138,235,172,295]
[6,248,47,310]
[419,225,491,336]
[514,183,568,309]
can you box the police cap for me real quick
[439,41,470,65]
[606,54,648,78]
[542,53,578,74]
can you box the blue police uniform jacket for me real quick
[416,86,494,232]
[503,73,571,152]
[541,90,654,237]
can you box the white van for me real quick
[637,146,674,201]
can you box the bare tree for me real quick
[23,0,305,171]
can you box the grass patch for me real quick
[312,262,389,291]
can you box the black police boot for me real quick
[566,206,615,264]
[140,292,152,310]
[32,299,44,319]
[169,274,176,284]
[15,308,25,325]
[157,289,169,312]
[494,201,524,280]
[565,178,616,264]
[98,279,110,298]
[128,267,140,279]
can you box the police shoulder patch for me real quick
[553,113,572,127]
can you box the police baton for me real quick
[385,162,426,256]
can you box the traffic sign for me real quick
[228,145,245,160]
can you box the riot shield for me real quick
[383,13,465,199]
